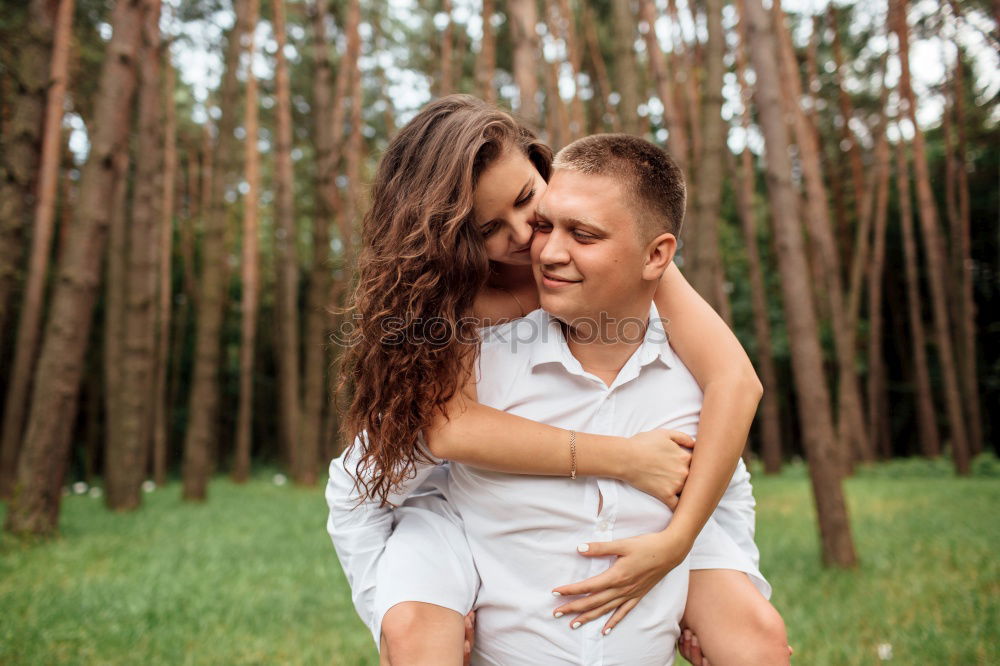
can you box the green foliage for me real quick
[2,458,998,664]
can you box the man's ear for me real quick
[642,231,677,281]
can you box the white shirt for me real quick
[449,305,700,665]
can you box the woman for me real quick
[331,95,789,665]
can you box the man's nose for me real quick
[537,228,570,265]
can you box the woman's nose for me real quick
[510,215,534,247]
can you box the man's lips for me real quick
[540,271,581,287]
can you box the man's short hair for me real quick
[552,134,686,239]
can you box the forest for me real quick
[0,0,998,654]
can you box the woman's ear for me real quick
[642,232,677,281]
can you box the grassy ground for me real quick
[1,456,998,665]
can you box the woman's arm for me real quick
[423,362,694,505]
[653,262,762,548]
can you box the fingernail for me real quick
[552,591,562,596]
[603,627,612,635]
[692,636,699,647]
[683,629,691,640]
[571,621,582,629]
[577,544,589,553]
[554,611,564,618]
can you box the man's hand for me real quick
[620,430,694,506]
[550,529,691,634]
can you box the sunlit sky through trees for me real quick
[65,0,999,164]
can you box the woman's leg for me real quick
[680,569,790,666]
[380,601,466,666]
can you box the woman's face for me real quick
[472,147,547,266]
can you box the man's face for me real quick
[531,169,659,325]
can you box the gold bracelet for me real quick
[569,430,577,480]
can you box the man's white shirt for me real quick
[449,305,698,665]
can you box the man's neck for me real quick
[562,302,653,387]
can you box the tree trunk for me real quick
[508,0,540,126]
[477,0,497,104]
[733,0,782,473]
[554,0,586,140]
[3,0,145,536]
[0,0,74,499]
[687,0,727,319]
[638,0,688,173]
[581,3,619,133]
[181,0,247,501]
[948,42,982,456]
[233,0,262,484]
[152,42,177,487]
[866,115,891,460]
[892,0,969,474]
[0,0,56,353]
[106,0,163,511]
[772,0,870,467]
[438,0,454,95]
[272,0,302,481]
[743,0,857,567]
[611,0,641,135]
[895,140,940,458]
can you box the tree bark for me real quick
[477,0,497,104]
[687,0,727,318]
[181,0,248,501]
[232,0,262,484]
[772,0,870,467]
[744,0,857,567]
[948,42,982,456]
[866,115,891,460]
[0,0,74,499]
[734,0,782,473]
[106,0,163,511]
[611,0,641,135]
[272,0,302,481]
[581,2,619,132]
[508,0,540,126]
[0,0,56,354]
[895,140,940,458]
[152,41,177,487]
[554,0,586,140]
[4,0,145,536]
[438,0,454,95]
[892,0,969,474]
[639,0,688,173]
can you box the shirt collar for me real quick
[527,302,675,374]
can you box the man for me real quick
[328,135,777,665]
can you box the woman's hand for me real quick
[550,529,691,634]
[620,430,694,507]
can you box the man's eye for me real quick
[573,230,596,241]
[534,222,552,233]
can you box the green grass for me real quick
[1,457,998,665]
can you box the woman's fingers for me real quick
[601,597,639,634]
[568,596,627,631]
[553,587,621,618]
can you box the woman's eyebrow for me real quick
[515,177,533,200]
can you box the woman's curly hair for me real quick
[339,95,552,506]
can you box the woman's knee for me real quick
[380,602,465,665]
[742,602,790,663]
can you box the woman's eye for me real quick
[515,188,536,207]
[481,222,499,237]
